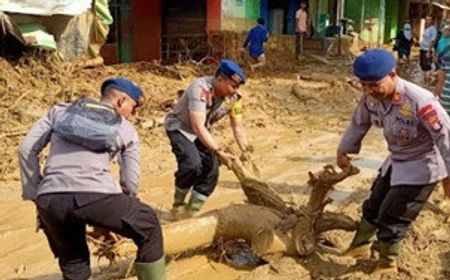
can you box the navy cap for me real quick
[101,77,145,107]
[353,49,396,81]
[219,59,245,84]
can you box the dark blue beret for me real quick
[353,49,396,81]
[219,59,245,84]
[101,77,145,107]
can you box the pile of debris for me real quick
[0,52,196,181]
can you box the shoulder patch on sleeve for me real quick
[419,104,434,117]
[419,104,442,130]
[200,89,210,102]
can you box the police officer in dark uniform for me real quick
[19,78,165,280]
[337,49,450,275]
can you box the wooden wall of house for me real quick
[102,0,222,64]
[131,0,162,62]
[384,0,400,42]
[207,0,221,31]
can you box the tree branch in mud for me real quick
[293,164,360,256]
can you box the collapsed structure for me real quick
[0,0,111,61]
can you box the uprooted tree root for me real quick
[88,148,360,275]
[223,148,360,256]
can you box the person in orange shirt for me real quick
[295,1,308,59]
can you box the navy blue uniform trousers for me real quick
[362,167,436,243]
[166,130,220,197]
[36,192,163,280]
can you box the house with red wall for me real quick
[101,0,221,65]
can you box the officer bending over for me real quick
[337,49,450,275]
[164,60,252,219]
[19,77,165,280]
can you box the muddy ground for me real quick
[1,46,450,280]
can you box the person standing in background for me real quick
[295,1,308,60]
[420,16,438,84]
[434,24,450,115]
[394,20,413,64]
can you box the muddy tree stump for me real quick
[88,150,360,266]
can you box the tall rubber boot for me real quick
[164,188,190,222]
[135,256,166,280]
[172,187,189,209]
[181,190,207,219]
[371,242,399,276]
[342,217,377,258]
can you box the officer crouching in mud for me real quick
[337,49,450,276]
[19,78,165,280]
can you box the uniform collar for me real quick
[391,78,405,105]
[206,76,214,91]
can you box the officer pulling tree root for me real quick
[337,49,450,276]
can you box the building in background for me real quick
[5,0,450,64]
[408,0,450,42]
[343,0,408,47]
[101,0,221,64]
[101,0,406,63]
[0,0,111,61]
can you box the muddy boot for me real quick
[172,187,189,208]
[135,256,166,280]
[371,242,399,276]
[181,191,207,219]
[171,187,189,212]
[160,188,190,222]
[342,217,377,258]
[166,191,206,221]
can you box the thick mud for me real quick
[1,49,449,280]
